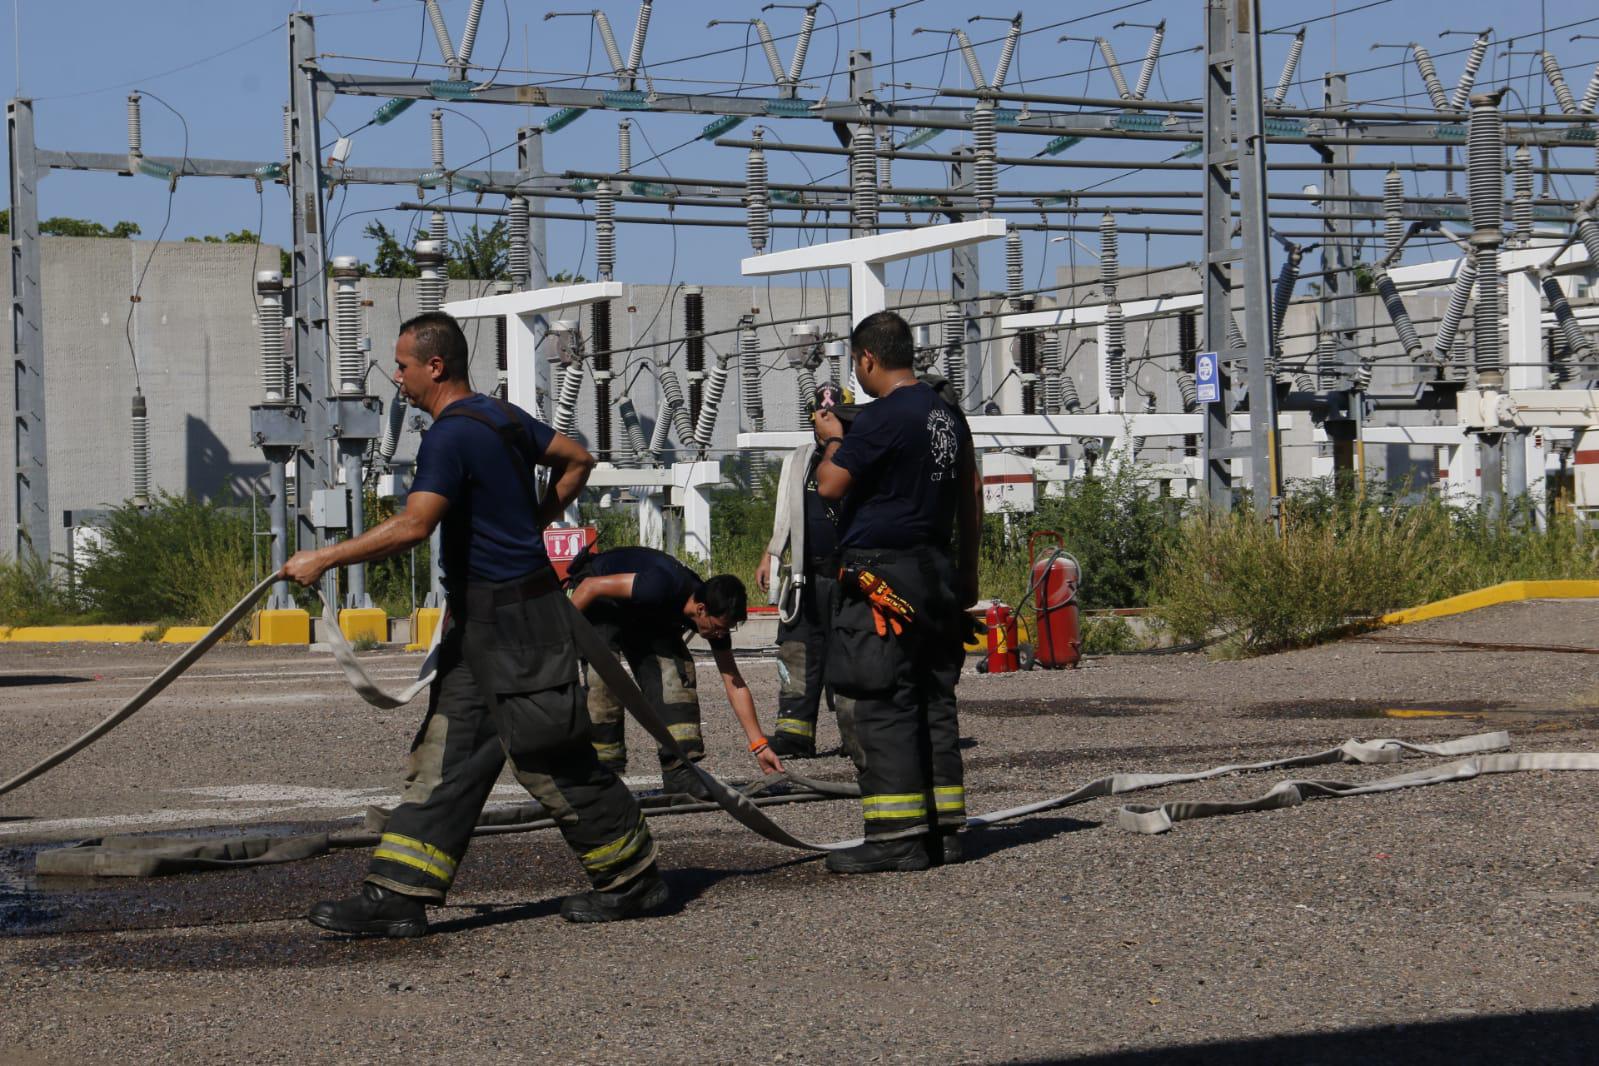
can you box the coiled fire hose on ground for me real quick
[6,574,1599,879]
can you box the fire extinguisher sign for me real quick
[1195,352,1220,404]
[543,526,597,580]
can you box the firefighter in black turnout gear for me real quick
[568,546,785,797]
[755,383,858,762]
[811,311,982,873]
[284,311,666,936]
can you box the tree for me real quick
[447,222,509,281]
[185,229,262,244]
[363,220,419,278]
[1,211,141,238]
[40,216,141,238]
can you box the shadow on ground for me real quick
[1016,1006,1599,1065]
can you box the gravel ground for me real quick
[0,600,1596,1064]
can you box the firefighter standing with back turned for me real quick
[755,383,860,763]
[811,311,982,873]
[283,311,668,936]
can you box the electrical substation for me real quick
[4,4,1599,1059]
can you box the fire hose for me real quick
[5,577,1599,878]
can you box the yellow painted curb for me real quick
[1,625,152,643]
[407,607,442,652]
[160,626,213,644]
[1381,579,1599,626]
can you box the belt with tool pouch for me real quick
[838,561,916,637]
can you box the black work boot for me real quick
[824,836,931,874]
[560,864,671,923]
[768,732,817,759]
[308,882,428,938]
[930,829,963,866]
[661,762,712,801]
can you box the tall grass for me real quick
[1151,489,1599,656]
[0,552,72,626]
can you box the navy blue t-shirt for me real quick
[409,393,555,588]
[802,451,841,563]
[831,381,971,551]
[580,546,731,650]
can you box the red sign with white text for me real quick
[544,526,597,581]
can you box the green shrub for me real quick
[979,453,1182,610]
[1079,613,1141,655]
[74,492,256,626]
[1150,488,1599,656]
[363,492,427,618]
[0,552,72,626]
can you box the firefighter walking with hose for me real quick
[282,312,668,936]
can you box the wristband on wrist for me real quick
[821,436,844,449]
[750,737,770,753]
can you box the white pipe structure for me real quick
[441,281,727,554]
[740,219,1008,402]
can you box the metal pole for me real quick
[1199,2,1234,509]
[848,48,874,335]
[6,98,49,562]
[517,126,552,420]
[950,147,982,414]
[1233,0,1281,520]
[268,452,292,604]
[1321,73,1361,491]
[288,13,337,605]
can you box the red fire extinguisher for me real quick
[1028,531,1082,669]
[984,601,1020,674]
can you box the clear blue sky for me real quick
[4,0,1597,291]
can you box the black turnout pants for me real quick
[826,548,966,841]
[367,578,656,901]
[775,573,861,759]
[582,612,705,773]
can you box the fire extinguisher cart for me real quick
[1026,531,1082,669]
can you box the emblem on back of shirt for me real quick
[927,406,958,472]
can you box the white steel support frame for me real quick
[741,219,1009,397]
[445,281,723,557]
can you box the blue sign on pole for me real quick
[1195,351,1220,404]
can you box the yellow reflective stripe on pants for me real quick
[861,792,928,821]
[580,813,652,876]
[775,717,816,739]
[592,740,625,760]
[666,723,702,742]
[934,785,966,813]
[373,832,457,884]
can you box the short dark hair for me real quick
[696,574,748,623]
[851,311,915,370]
[399,311,471,382]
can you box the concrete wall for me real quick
[0,236,955,560]
[5,236,1573,563]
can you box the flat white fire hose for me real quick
[3,576,1597,857]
